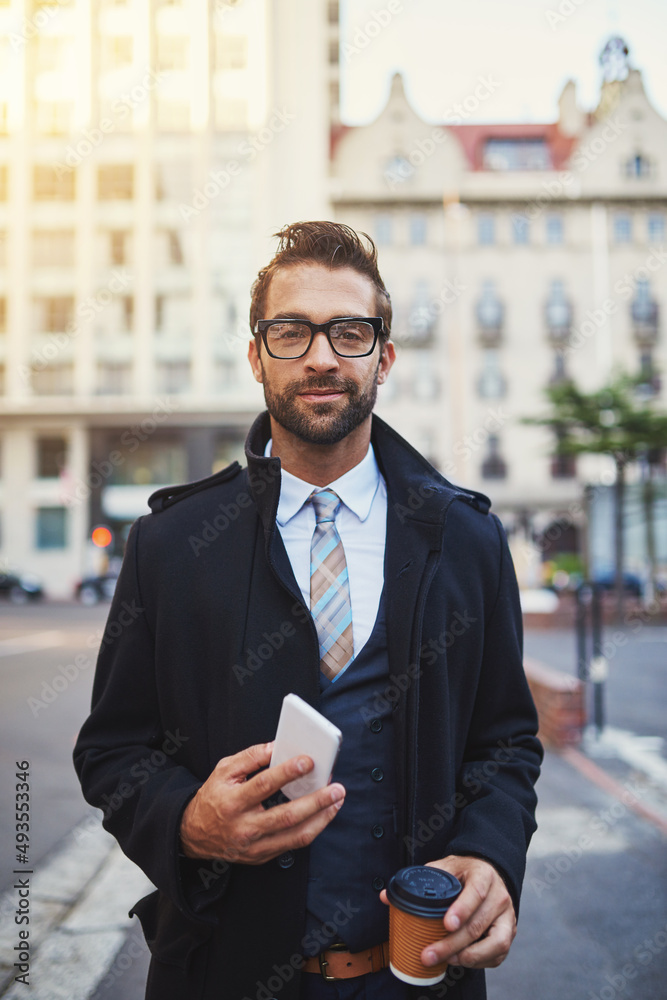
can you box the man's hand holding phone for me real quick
[180,741,345,864]
[181,695,345,864]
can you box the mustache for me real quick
[293,377,357,394]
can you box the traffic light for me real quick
[91,525,113,549]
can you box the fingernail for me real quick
[448,914,461,930]
[297,757,309,773]
[449,954,460,966]
[330,786,344,803]
[424,950,438,966]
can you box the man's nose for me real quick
[304,331,339,370]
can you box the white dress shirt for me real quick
[264,439,387,657]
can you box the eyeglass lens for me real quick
[265,321,375,358]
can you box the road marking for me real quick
[0,632,65,658]
[562,747,667,838]
[528,805,628,858]
[585,726,667,790]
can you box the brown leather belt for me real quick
[303,941,390,980]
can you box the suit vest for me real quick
[302,590,402,956]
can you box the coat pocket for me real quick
[130,890,213,971]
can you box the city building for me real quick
[0,0,337,597]
[331,45,667,583]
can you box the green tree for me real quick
[524,373,667,618]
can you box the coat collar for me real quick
[244,410,491,537]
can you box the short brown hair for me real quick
[249,221,392,340]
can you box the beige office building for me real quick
[331,57,667,580]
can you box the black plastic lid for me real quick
[386,866,462,918]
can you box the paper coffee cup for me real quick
[386,865,462,985]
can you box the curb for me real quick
[0,814,152,999]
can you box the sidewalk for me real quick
[2,642,665,999]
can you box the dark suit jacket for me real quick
[73,411,542,1000]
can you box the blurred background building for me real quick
[0,0,665,596]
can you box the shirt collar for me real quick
[264,438,382,526]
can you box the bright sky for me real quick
[341,0,667,126]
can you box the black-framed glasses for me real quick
[255,317,383,359]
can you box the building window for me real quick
[0,103,7,135]
[156,35,189,71]
[0,230,5,266]
[624,153,652,179]
[109,231,129,265]
[545,279,572,341]
[549,350,569,386]
[546,214,564,245]
[0,166,6,200]
[121,296,134,331]
[476,280,503,344]
[35,507,67,549]
[477,349,506,399]
[375,214,392,246]
[328,38,339,64]
[156,361,191,394]
[33,296,74,333]
[482,138,551,171]
[155,295,164,331]
[32,230,75,267]
[0,298,6,333]
[328,0,339,23]
[406,280,435,346]
[215,34,247,71]
[613,213,632,243]
[102,35,133,71]
[512,213,529,244]
[96,362,132,395]
[477,213,495,245]
[36,437,67,478]
[156,100,191,132]
[648,213,665,243]
[409,214,427,246]
[31,364,74,396]
[106,438,187,486]
[551,429,576,478]
[98,165,133,200]
[167,230,184,265]
[34,102,72,135]
[33,165,75,200]
[481,435,507,480]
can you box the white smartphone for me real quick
[270,693,343,800]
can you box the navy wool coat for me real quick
[73,411,543,1000]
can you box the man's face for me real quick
[248,263,395,446]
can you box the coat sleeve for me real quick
[73,517,231,925]
[445,513,543,914]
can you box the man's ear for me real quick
[248,337,264,383]
[377,340,396,385]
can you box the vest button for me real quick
[371,767,384,782]
[372,876,385,891]
[372,824,384,839]
[277,852,294,869]
[370,719,382,733]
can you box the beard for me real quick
[261,366,380,446]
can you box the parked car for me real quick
[593,571,644,596]
[0,571,44,604]
[75,572,118,606]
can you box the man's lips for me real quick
[298,388,346,401]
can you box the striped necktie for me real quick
[309,489,354,681]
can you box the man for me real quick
[74,221,542,1000]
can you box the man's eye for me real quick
[270,325,308,339]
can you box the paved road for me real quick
[0,602,107,896]
[0,603,665,999]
